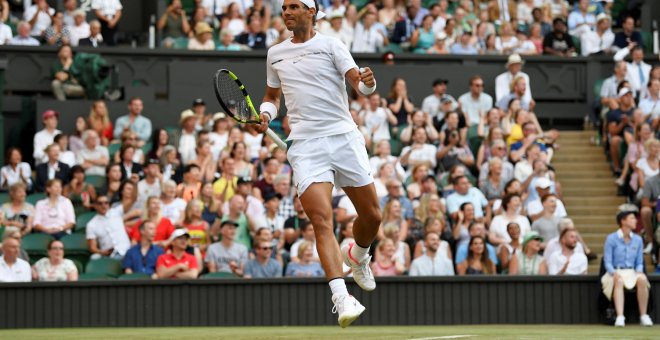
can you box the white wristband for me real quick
[259,102,278,121]
[358,80,376,96]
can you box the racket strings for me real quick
[215,72,252,122]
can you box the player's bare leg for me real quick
[299,182,365,328]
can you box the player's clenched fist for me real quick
[359,67,375,88]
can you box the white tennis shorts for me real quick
[288,129,374,195]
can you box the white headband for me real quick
[298,0,326,19]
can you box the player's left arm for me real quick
[346,67,376,96]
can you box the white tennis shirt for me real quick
[266,33,358,140]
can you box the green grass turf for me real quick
[0,325,657,340]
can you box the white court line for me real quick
[409,335,477,340]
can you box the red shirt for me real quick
[156,252,198,278]
[129,218,175,242]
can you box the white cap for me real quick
[436,31,447,40]
[298,0,325,19]
[618,87,632,97]
[535,177,552,189]
[596,13,610,23]
[169,228,190,241]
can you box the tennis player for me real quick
[255,0,381,328]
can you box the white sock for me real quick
[350,243,370,262]
[329,278,348,297]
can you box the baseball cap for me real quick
[618,87,632,97]
[596,13,610,23]
[382,51,395,63]
[169,228,190,241]
[264,191,283,202]
[42,110,59,120]
[522,231,543,248]
[192,98,205,106]
[328,10,343,20]
[221,220,238,228]
[237,176,253,185]
[534,177,552,189]
[433,79,449,86]
[145,158,160,165]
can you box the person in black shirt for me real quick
[235,14,266,50]
[543,18,576,57]
[613,15,643,51]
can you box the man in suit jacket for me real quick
[390,6,417,45]
[613,44,651,99]
[78,20,105,48]
[35,144,70,192]
[118,145,144,181]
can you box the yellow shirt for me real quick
[507,123,523,147]
[212,176,238,202]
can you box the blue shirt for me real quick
[455,242,499,265]
[122,244,164,275]
[446,188,488,218]
[603,229,644,275]
[244,258,282,278]
[113,114,153,141]
[450,44,479,55]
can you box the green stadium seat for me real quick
[641,31,652,54]
[85,175,106,191]
[69,258,84,274]
[118,273,151,280]
[201,272,237,279]
[571,36,581,56]
[26,193,47,205]
[61,233,91,268]
[22,233,54,259]
[86,258,123,278]
[173,37,190,49]
[107,142,121,159]
[78,273,113,281]
[0,192,9,204]
[142,142,153,156]
[593,78,605,100]
[75,211,96,234]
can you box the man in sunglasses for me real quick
[86,195,130,260]
[244,241,282,278]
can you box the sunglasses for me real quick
[97,201,110,205]
[258,246,273,250]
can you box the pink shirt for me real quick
[33,196,75,231]
[371,261,399,277]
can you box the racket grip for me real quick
[266,128,288,151]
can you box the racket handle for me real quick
[266,128,288,151]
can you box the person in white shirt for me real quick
[76,130,109,176]
[160,180,186,224]
[257,0,381,327]
[526,177,568,220]
[567,0,595,39]
[86,195,130,259]
[319,10,352,48]
[137,159,163,209]
[62,0,78,27]
[488,193,531,246]
[33,110,62,165]
[458,75,493,126]
[359,93,397,144]
[640,79,660,120]
[399,126,438,170]
[0,148,33,191]
[580,13,614,56]
[23,0,55,37]
[421,78,458,121]
[614,45,651,98]
[547,228,588,275]
[68,9,90,46]
[0,21,12,44]
[9,21,40,46]
[0,237,31,282]
[409,232,455,276]
[92,0,123,46]
[351,11,385,53]
[495,54,532,103]
[178,110,198,166]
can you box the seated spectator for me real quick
[495,54,532,104]
[235,15,266,50]
[118,145,143,182]
[0,147,32,191]
[63,165,96,216]
[8,21,39,46]
[602,211,653,327]
[91,0,122,46]
[370,140,406,184]
[290,221,318,263]
[0,236,31,282]
[479,157,508,204]
[390,5,417,46]
[508,121,550,163]
[427,31,449,54]
[458,76,493,127]
[177,110,198,165]
[35,144,71,193]
[489,193,532,246]
[262,191,284,237]
[509,231,547,275]
[479,140,514,188]
[607,88,636,174]
[379,179,415,222]
[513,29,537,55]
[319,11,352,48]
[157,0,190,48]
[87,195,130,259]
[156,229,200,279]
[410,231,454,276]
[526,178,568,220]
[285,241,325,277]
[136,159,162,207]
[531,194,561,245]
[161,179,186,224]
[222,2,246,38]
[436,128,475,172]
[513,143,542,183]
[1,183,34,236]
[33,179,75,240]
[188,22,215,50]
[612,15,643,51]
[495,22,518,55]
[547,228,588,275]
[528,23,545,54]
[581,13,614,56]
[129,196,175,247]
[543,218,585,262]
[44,12,71,46]
[68,9,90,47]
[113,97,152,146]
[446,176,488,221]
[122,220,164,278]
[110,180,142,227]
[387,78,415,128]
[189,141,216,184]
[632,139,660,200]
[98,163,122,203]
[456,235,496,275]
[77,20,104,47]
[181,199,209,252]
[244,240,282,278]
[543,18,576,56]
[640,172,660,253]
[77,130,109,176]
[498,222,522,274]
[24,0,54,37]
[87,100,113,146]
[205,220,248,275]
[411,14,435,54]
[31,240,78,281]
[450,30,478,55]
[567,0,595,39]
[54,134,76,168]
[496,76,535,112]
[400,127,437,170]
[51,45,84,101]
[455,222,499,265]
[115,130,145,165]
[639,79,660,119]
[69,117,87,155]
[360,93,397,146]
[62,0,77,26]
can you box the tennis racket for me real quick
[213,69,287,150]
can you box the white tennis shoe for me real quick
[640,314,654,327]
[614,315,625,327]
[342,243,376,291]
[332,294,366,328]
